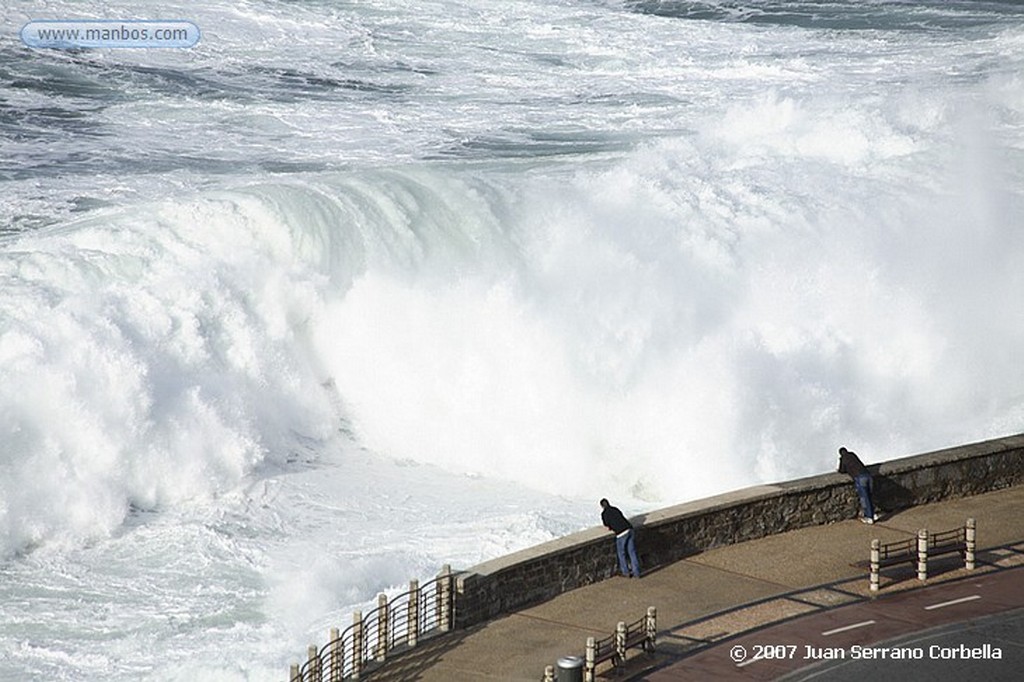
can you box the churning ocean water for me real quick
[2,0,1023,679]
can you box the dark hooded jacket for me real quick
[601,504,632,534]
[838,449,868,478]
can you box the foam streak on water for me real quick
[1,0,1023,678]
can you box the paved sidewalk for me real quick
[377,485,1024,681]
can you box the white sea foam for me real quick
[0,192,338,558]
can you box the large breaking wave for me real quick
[3,72,1022,556]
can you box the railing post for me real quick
[870,539,881,592]
[376,593,389,662]
[352,611,364,680]
[437,564,453,632]
[646,606,657,652]
[965,518,976,570]
[615,621,627,665]
[308,645,322,682]
[543,664,555,682]
[408,579,420,648]
[289,663,300,682]
[585,636,596,682]
[328,627,341,682]
[917,529,929,581]
[401,577,417,647]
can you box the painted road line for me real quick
[821,620,876,636]
[924,595,981,610]
[736,653,765,668]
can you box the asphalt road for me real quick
[642,565,1024,681]
[780,606,1024,681]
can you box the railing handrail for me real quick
[929,526,966,548]
[623,614,650,648]
[289,565,454,682]
[877,536,915,560]
[868,518,976,591]
[550,606,657,682]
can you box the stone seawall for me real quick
[454,433,1024,629]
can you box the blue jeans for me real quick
[854,473,875,519]
[616,529,641,578]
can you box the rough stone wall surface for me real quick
[453,434,1024,629]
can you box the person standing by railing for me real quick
[838,446,879,524]
[600,498,641,578]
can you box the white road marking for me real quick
[821,620,876,636]
[737,653,764,668]
[924,595,981,610]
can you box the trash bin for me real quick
[555,655,583,682]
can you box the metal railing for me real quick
[287,565,454,682]
[542,606,657,682]
[869,518,976,591]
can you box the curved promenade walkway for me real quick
[374,484,1023,681]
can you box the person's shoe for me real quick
[861,517,874,524]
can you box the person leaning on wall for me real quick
[600,498,641,578]
[838,446,880,524]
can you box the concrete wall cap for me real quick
[468,527,609,577]
[638,484,784,525]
